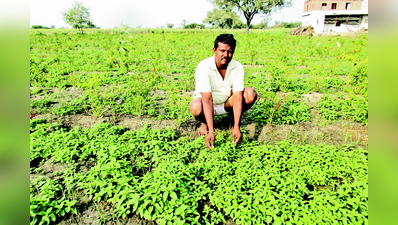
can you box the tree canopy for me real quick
[208,0,291,34]
[62,1,93,34]
[203,8,244,29]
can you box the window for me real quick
[332,3,337,9]
[346,3,351,9]
[322,3,327,10]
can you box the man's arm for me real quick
[232,91,243,144]
[201,92,215,149]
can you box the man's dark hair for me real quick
[214,34,236,50]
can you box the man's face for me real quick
[213,42,234,69]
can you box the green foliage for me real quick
[283,21,302,28]
[29,27,368,225]
[348,59,368,98]
[30,177,78,225]
[209,0,292,33]
[62,1,93,34]
[203,8,244,29]
[273,21,302,28]
[318,94,368,125]
[50,96,85,116]
[30,29,367,125]
[30,98,54,113]
[248,95,311,125]
[30,122,368,224]
[31,25,50,29]
[160,91,192,125]
[185,23,206,29]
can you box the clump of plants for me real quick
[318,94,368,125]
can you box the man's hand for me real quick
[205,132,215,149]
[231,126,242,145]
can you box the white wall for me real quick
[302,13,325,34]
[323,24,336,32]
[361,15,368,29]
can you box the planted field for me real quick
[30,28,368,224]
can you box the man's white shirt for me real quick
[193,56,244,104]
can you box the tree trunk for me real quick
[246,21,250,34]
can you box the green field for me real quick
[30,28,368,224]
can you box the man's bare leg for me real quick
[190,98,210,136]
[224,87,257,130]
[190,88,257,136]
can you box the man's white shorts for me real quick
[213,103,228,115]
[193,94,229,116]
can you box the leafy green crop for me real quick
[30,121,367,224]
[248,93,311,126]
[318,94,368,125]
[30,28,367,120]
[30,28,368,224]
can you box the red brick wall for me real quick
[304,0,363,12]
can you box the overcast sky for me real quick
[30,0,305,29]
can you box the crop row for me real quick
[30,120,367,224]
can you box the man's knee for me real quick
[244,87,257,104]
[190,99,202,117]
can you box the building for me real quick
[302,0,368,34]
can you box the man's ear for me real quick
[212,48,216,53]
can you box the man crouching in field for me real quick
[189,34,257,149]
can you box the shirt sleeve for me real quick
[195,61,212,93]
[232,65,244,92]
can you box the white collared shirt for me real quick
[193,56,244,104]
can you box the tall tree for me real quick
[62,1,93,34]
[203,8,244,29]
[209,0,291,34]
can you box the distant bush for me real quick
[253,22,268,29]
[284,21,302,28]
[273,21,302,29]
[185,23,205,29]
[31,25,50,29]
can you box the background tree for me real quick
[86,21,96,28]
[62,1,93,34]
[203,8,244,29]
[181,20,188,29]
[209,0,291,34]
[167,23,174,28]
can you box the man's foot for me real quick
[198,123,208,136]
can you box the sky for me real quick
[30,0,305,29]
